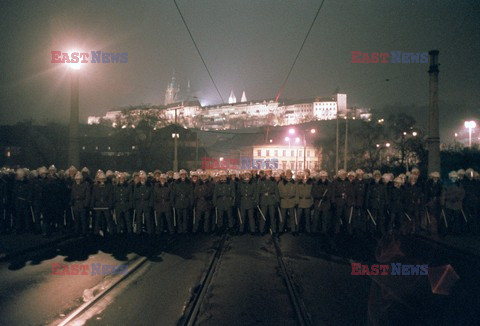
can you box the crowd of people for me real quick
[0,165,479,239]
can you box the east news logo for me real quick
[51,51,128,64]
[351,263,428,275]
[351,51,428,63]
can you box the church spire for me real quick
[228,90,237,104]
[241,91,247,102]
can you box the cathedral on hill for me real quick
[164,71,192,105]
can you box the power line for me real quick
[275,0,326,102]
[173,0,225,104]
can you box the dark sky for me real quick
[0,0,479,139]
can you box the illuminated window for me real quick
[257,150,261,157]
[266,150,270,157]
[307,150,310,157]
[291,150,294,157]
[274,150,278,157]
[283,150,286,157]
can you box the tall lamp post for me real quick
[465,121,476,147]
[68,63,80,168]
[172,132,179,171]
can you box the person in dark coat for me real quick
[237,170,258,234]
[388,177,405,234]
[133,171,154,235]
[332,169,351,234]
[153,173,174,235]
[424,171,442,235]
[113,172,133,234]
[404,174,424,234]
[193,171,215,233]
[257,171,280,234]
[441,171,466,235]
[213,170,235,234]
[312,170,332,234]
[12,168,31,233]
[71,172,91,235]
[91,172,114,236]
[171,169,194,234]
[366,170,388,235]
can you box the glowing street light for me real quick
[464,120,476,147]
[172,133,180,171]
[295,137,300,143]
[289,128,296,135]
[385,142,391,147]
[412,131,418,137]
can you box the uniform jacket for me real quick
[194,179,214,211]
[213,179,235,209]
[353,179,368,208]
[296,179,313,208]
[389,186,405,214]
[172,178,194,209]
[424,179,443,205]
[278,178,296,209]
[91,182,113,209]
[71,181,91,210]
[236,179,258,210]
[13,179,31,204]
[113,181,132,212]
[257,176,279,206]
[366,180,388,210]
[442,182,465,211]
[404,182,424,209]
[153,182,172,212]
[133,182,153,210]
[311,179,331,211]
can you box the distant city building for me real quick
[87,93,370,130]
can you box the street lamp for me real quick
[172,133,180,171]
[412,131,418,137]
[464,120,476,147]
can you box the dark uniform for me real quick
[91,182,114,235]
[366,178,388,234]
[442,180,465,234]
[12,176,31,232]
[113,181,133,234]
[30,175,45,233]
[43,175,64,234]
[352,178,368,234]
[193,179,214,233]
[153,181,174,234]
[236,178,258,234]
[257,176,280,234]
[388,185,405,233]
[404,180,424,233]
[172,178,194,234]
[133,181,154,234]
[332,178,351,234]
[311,178,331,234]
[71,181,91,235]
[424,178,442,235]
[213,178,235,232]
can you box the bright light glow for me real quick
[172,133,179,138]
[465,121,476,129]
[285,137,290,142]
[403,132,407,136]
[376,144,380,148]
[386,143,391,147]
[295,137,300,143]
[455,133,458,137]
[310,129,316,134]
[412,131,418,136]
[269,139,273,143]
[219,157,224,161]
[67,51,82,70]
[289,128,295,135]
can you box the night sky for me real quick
[0,0,479,139]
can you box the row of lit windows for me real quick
[256,149,313,158]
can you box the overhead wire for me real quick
[274,0,326,102]
[173,0,225,103]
